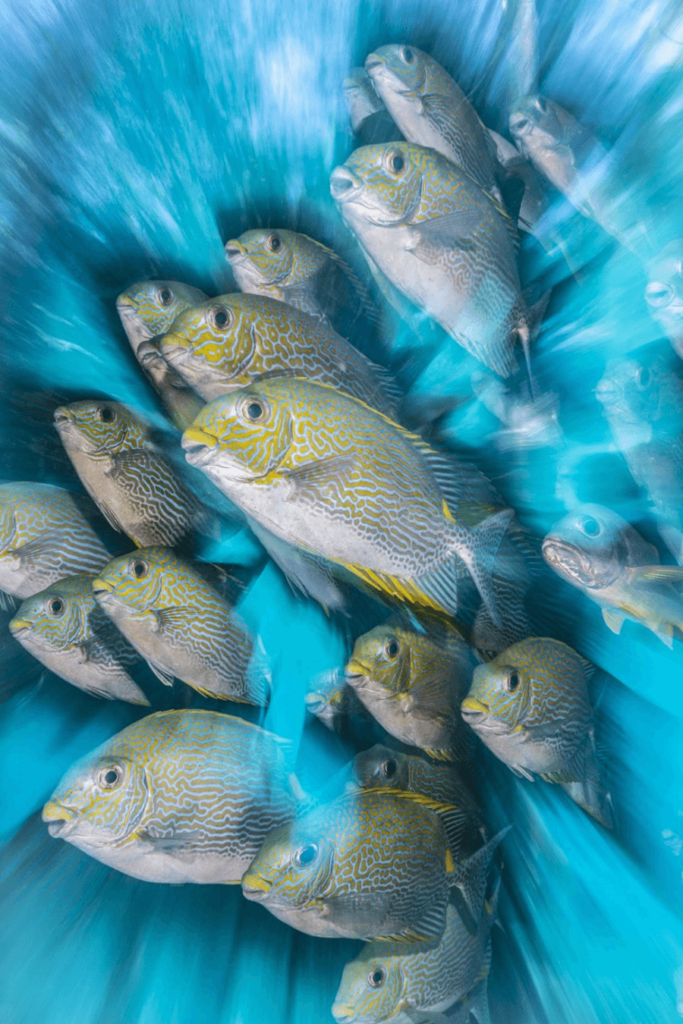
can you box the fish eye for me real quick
[294,843,318,867]
[156,286,174,307]
[98,405,115,423]
[580,516,601,537]
[267,233,282,252]
[130,558,149,579]
[380,758,398,779]
[386,151,405,175]
[635,365,651,388]
[242,398,266,422]
[401,46,414,63]
[98,765,123,789]
[384,637,400,659]
[505,669,521,693]
[209,305,232,331]
[45,596,65,617]
[645,282,673,307]
[367,967,386,988]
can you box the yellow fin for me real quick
[424,747,455,762]
[445,847,455,873]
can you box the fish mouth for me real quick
[181,428,218,467]
[331,1005,357,1024]
[364,53,385,74]
[224,239,247,261]
[159,332,190,360]
[241,871,272,901]
[330,167,362,203]
[137,336,166,367]
[461,696,490,725]
[542,537,600,587]
[116,294,138,312]
[509,113,533,136]
[53,407,73,427]
[8,617,31,638]
[42,800,78,837]
[344,659,369,686]
[91,577,114,599]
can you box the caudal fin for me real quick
[454,509,515,629]
[517,289,550,394]
[450,825,512,927]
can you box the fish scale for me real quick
[9,574,148,705]
[0,482,110,602]
[42,710,299,883]
[55,400,203,548]
[183,377,514,622]
[159,292,399,416]
[93,546,263,704]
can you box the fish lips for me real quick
[241,871,273,902]
[330,167,363,204]
[542,537,600,587]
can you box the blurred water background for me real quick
[1,0,683,1021]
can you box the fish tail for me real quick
[450,509,515,629]
[559,731,614,829]
[516,289,550,394]
[449,825,512,926]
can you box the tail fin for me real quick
[449,825,512,926]
[517,289,550,394]
[454,509,515,629]
[559,730,614,829]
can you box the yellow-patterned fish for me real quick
[159,293,399,415]
[0,482,109,607]
[345,620,477,761]
[181,377,513,624]
[92,547,266,704]
[462,637,613,827]
[242,787,506,941]
[224,231,377,334]
[331,144,545,378]
[9,575,148,704]
[42,710,300,882]
[55,400,203,547]
[117,280,208,429]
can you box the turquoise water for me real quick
[1,0,683,1021]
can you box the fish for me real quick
[509,95,651,257]
[645,240,683,361]
[92,546,266,704]
[242,786,507,941]
[305,668,382,739]
[331,891,497,1024]
[350,744,487,857]
[54,400,204,547]
[181,377,514,625]
[595,356,683,563]
[0,482,109,607]
[42,709,300,883]
[345,620,477,760]
[364,45,500,199]
[344,67,404,145]
[330,143,546,378]
[224,231,378,335]
[542,502,683,648]
[9,574,149,704]
[117,280,208,430]
[159,293,399,416]
[462,637,613,827]
[470,371,563,452]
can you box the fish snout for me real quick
[461,696,490,723]
[241,871,272,901]
[181,428,218,466]
[331,1004,356,1024]
[159,331,190,360]
[364,52,385,75]
[116,293,137,311]
[42,800,77,837]
[509,113,532,137]
[8,616,31,637]
[344,659,368,686]
[54,406,73,427]
[224,239,247,261]
[91,577,114,599]
[330,167,362,202]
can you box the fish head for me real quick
[542,503,630,590]
[332,948,405,1023]
[330,143,425,227]
[594,356,672,429]
[509,94,561,152]
[225,230,298,289]
[305,668,347,723]
[92,547,173,614]
[54,400,147,455]
[365,44,430,101]
[241,816,334,910]
[160,296,256,391]
[42,739,148,848]
[462,651,532,732]
[352,744,409,792]
[345,625,411,698]
[116,280,206,349]
[9,575,92,651]
[646,240,683,350]
[181,380,294,483]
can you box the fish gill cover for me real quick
[0,0,683,1022]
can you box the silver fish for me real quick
[0,482,109,606]
[42,709,300,883]
[9,575,148,705]
[344,67,404,145]
[542,502,683,648]
[92,547,266,704]
[330,143,545,378]
[595,356,683,563]
[645,240,683,361]
[117,280,208,430]
[55,399,203,547]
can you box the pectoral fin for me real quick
[146,660,175,687]
[98,500,125,535]
[407,211,483,263]
[284,455,357,498]
[602,607,625,634]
